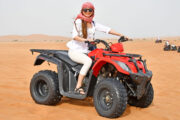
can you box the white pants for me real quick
[68,50,92,75]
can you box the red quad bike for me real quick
[30,37,154,118]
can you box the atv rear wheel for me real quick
[30,70,62,105]
[128,83,154,108]
[93,78,127,118]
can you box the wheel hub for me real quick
[37,80,49,97]
[42,84,48,93]
[105,95,111,103]
[104,93,113,106]
[99,90,113,108]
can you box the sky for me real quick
[0,0,180,38]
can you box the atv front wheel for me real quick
[128,83,154,108]
[30,70,62,105]
[93,78,127,118]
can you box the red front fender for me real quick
[92,58,130,77]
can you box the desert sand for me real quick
[0,36,180,120]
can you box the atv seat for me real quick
[30,49,83,68]
[55,50,81,67]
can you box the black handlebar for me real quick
[118,36,128,43]
[85,39,111,50]
[94,39,111,50]
[85,36,128,51]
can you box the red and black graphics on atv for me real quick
[88,48,146,76]
[85,38,146,77]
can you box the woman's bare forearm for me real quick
[109,29,124,37]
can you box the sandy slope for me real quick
[0,40,180,120]
[0,34,71,42]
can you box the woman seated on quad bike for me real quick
[66,2,128,94]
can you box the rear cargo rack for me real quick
[30,49,67,55]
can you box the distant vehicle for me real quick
[155,39,162,43]
[171,45,177,51]
[155,37,162,43]
[178,46,180,53]
[164,41,171,51]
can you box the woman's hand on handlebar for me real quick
[118,36,129,42]
[120,35,129,41]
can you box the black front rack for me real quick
[102,53,142,58]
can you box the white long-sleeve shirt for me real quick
[67,19,111,53]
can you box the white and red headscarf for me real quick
[75,2,95,23]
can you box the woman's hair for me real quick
[82,20,87,39]
[80,9,94,39]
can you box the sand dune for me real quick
[0,38,180,120]
[0,34,71,42]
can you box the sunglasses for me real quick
[83,8,93,12]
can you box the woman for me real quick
[67,2,128,94]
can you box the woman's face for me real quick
[82,8,93,17]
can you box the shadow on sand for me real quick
[58,97,132,117]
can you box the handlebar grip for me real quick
[94,39,100,43]
[118,36,128,43]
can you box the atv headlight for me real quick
[113,60,131,72]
